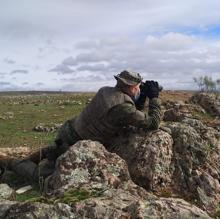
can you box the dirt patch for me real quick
[160,90,195,103]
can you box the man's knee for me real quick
[11,159,55,183]
[11,159,39,182]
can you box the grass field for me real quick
[0,92,94,149]
[0,90,196,150]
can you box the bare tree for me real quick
[217,79,220,91]
[193,76,204,91]
[193,75,218,92]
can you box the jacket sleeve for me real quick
[107,98,161,130]
[135,94,147,111]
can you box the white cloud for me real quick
[1,0,220,38]
[1,1,220,91]
[0,82,11,86]
[145,33,196,51]
[62,57,76,66]
[76,64,109,72]
[49,64,74,74]
[10,69,28,74]
[35,82,44,86]
[4,58,16,64]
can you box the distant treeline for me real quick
[0,91,95,96]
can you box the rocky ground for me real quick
[0,91,219,218]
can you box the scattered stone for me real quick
[0,184,15,200]
[0,112,14,120]
[33,123,62,133]
[86,98,92,104]
[58,100,82,106]
[16,185,32,194]
[4,112,14,119]
[0,147,32,158]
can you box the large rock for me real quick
[0,200,17,218]
[108,129,174,191]
[0,197,212,219]
[167,118,220,213]
[127,198,212,219]
[107,119,220,214]
[0,140,213,218]
[1,201,75,219]
[191,92,220,117]
[163,102,206,122]
[43,140,147,198]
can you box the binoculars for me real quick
[141,81,163,92]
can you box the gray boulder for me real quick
[167,118,220,213]
[0,140,213,219]
[43,140,146,197]
[127,198,212,219]
[2,202,75,219]
[163,101,206,122]
[191,92,220,117]
[0,184,15,200]
[108,129,174,191]
[0,197,212,219]
[0,200,17,218]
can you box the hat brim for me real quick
[114,75,140,86]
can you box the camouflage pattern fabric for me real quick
[107,97,161,130]
[73,86,135,144]
[55,117,81,148]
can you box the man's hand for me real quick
[141,80,160,99]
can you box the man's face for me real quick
[130,83,141,98]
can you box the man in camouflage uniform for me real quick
[0,70,161,183]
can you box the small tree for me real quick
[193,75,218,92]
[217,79,220,91]
[193,76,204,91]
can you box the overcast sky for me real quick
[0,0,220,91]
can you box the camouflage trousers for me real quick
[11,120,81,184]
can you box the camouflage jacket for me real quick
[60,86,161,145]
[107,97,161,131]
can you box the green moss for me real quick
[15,186,106,204]
[26,187,106,205]
[16,187,41,202]
[203,143,215,153]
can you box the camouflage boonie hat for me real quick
[114,70,142,86]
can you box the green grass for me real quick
[0,93,94,149]
[16,187,41,202]
[16,187,106,204]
